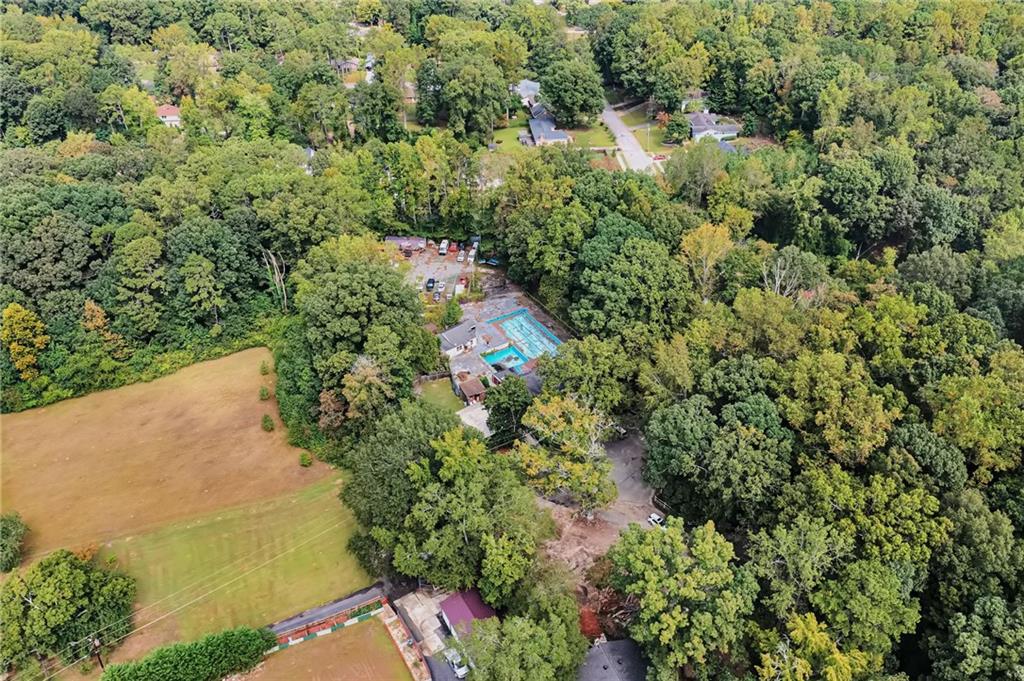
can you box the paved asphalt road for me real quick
[601,102,653,172]
[268,583,385,635]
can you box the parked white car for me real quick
[647,513,665,528]
[457,250,466,263]
[444,648,469,679]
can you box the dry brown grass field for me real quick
[0,347,328,558]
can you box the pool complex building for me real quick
[440,303,564,401]
[480,309,561,373]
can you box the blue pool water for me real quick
[487,309,562,361]
[481,345,530,372]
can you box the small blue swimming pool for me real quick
[482,345,530,372]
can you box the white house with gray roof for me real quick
[686,110,741,141]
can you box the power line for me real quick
[26,517,345,681]
[19,509,343,671]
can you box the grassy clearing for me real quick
[99,476,368,650]
[620,108,651,128]
[418,377,464,413]
[1,347,328,560]
[570,124,615,148]
[493,116,529,149]
[637,126,676,153]
[249,617,412,681]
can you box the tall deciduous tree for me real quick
[756,613,872,681]
[607,518,757,675]
[1,303,50,381]
[0,550,135,670]
[115,236,165,337]
[180,253,224,327]
[293,235,420,385]
[485,375,534,444]
[539,57,604,127]
[381,428,542,600]
[779,350,900,466]
[512,394,616,514]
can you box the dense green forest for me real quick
[2,0,1023,679]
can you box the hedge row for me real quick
[100,627,276,681]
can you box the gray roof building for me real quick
[514,79,541,106]
[439,320,481,354]
[578,639,647,681]
[529,117,571,145]
[528,104,571,145]
[687,110,741,141]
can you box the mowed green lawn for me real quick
[620,108,650,128]
[493,117,529,149]
[637,126,675,153]
[570,124,615,148]
[418,377,465,413]
[99,476,369,644]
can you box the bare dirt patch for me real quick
[1,347,329,558]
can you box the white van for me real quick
[438,239,449,256]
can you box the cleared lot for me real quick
[1,347,326,558]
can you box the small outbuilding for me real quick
[457,377,486,404]
[439,589,496,641]
[331,57,361,74]
[156,104,181,128]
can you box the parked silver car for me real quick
[444,648,469,679]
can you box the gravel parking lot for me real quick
[405,244,481,300]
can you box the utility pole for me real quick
[90,636,105,671]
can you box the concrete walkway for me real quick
[601,101,653,172]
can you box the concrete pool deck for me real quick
[443,292,572,398]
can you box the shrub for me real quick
[299,451,313,467]
[261,414,275,431]
[100,627,276,681]
[259,360,270,375]
[259,385,271,400]
[0,512,28,571]
[440,299,463,328]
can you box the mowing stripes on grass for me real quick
[97,478,369,655]
[33,518,348,681]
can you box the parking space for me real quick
[404,243,480,303]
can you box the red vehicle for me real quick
[448,243,458,254]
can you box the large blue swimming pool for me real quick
[486,309,561,365]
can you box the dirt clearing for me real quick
[1,347,328,557]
